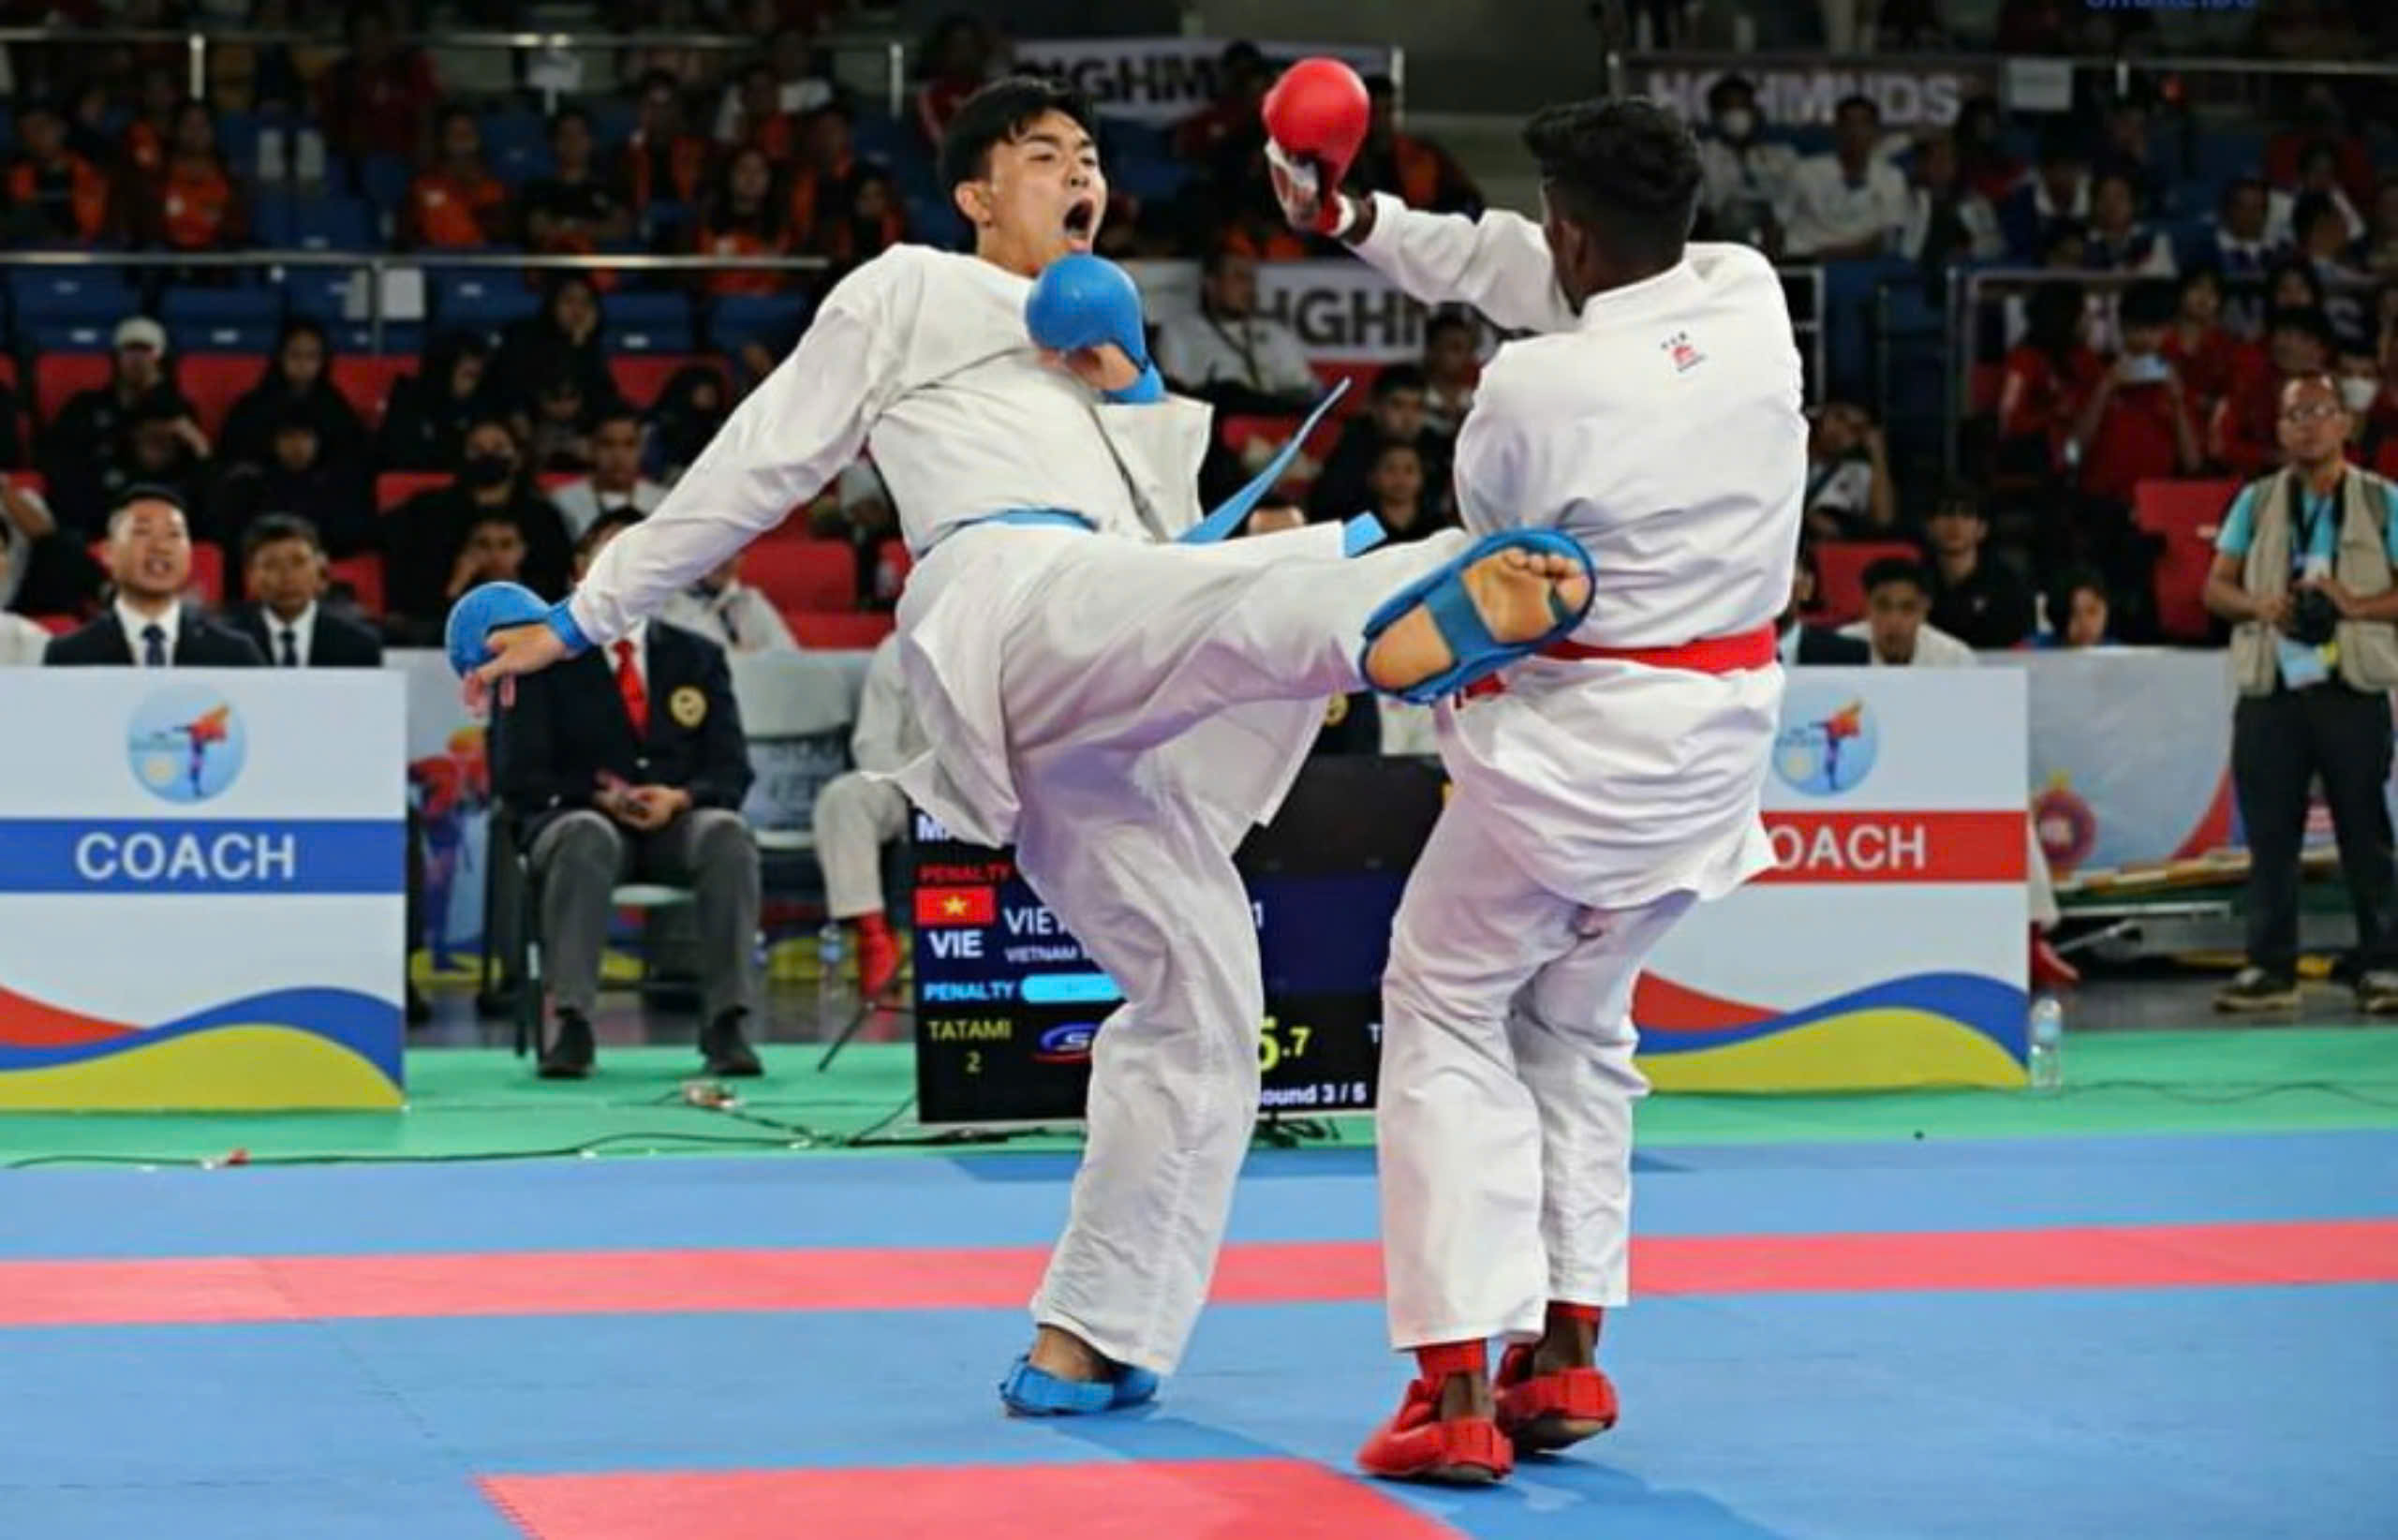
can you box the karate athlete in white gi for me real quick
[1270,85,1804,1483]
[461,77,1595,1417]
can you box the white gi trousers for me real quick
[812,772,909,919]
[897,519,1473,1373]
[1377,790,1698,1349]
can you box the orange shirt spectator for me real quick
[696,147,792,297]
[121,66,180,179]
[624,71,711,213]
[911,14,994,149]
[786,107,866,248]
[730,63,798,164]
[1221,217,1310,262]
[819,173,906,274]
[3,102,111,244]
[1173,43,1270,166]
[407,109,509,249]
[2211,308,2336,476]
[1352,75,1482,215]
[153,104,246,252]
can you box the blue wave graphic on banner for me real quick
[1639,971,2027,1058]
[0,987,404,1082]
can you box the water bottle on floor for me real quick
[2027,994,2065,1091]
[817,921,845,999]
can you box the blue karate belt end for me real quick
[1356,529,1596,705]
[1177,378,1354,546]
[999,1356,1162,1416]
[442,581,549,679]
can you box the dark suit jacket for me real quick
[1789,624,1872,665]
[235,605,385,667]
[44,608,267,666]
[494,620,751,836]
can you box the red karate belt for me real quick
[1461,623,1780,699]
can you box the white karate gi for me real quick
[1346,194,1806,1347]
[813,633,924,920]
[564,241,1477,1373]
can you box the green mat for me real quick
[2,1029,2394,1167]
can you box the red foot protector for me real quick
[1355,1378,1514,1486]
[1492,1344,1619,1454]
[481,1459,1468,1540]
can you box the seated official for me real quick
[1839,557,1976,667]
[234,513,384,667]
[496,509,763,1078]
[811,630,925,1001]
[45,488,263,666]
[1152,247,1319,414]
[659,554,797,654]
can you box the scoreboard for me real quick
[910,756,1449,1126]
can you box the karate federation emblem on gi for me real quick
[1662,330,1703,373]
[669,685,707,729]
[1772,685,1876,796]
[126,686,247,804]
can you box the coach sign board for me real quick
[0,671,406,1110]
[912,668,2028,1123]
[1636,666,2030,1091]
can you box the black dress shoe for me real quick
[701,1010,763,1077]
[539,1011,596,1078]
[406,985,433,1027]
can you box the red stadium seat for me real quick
[2135,477,2241,644]
[786,610,894,649]
[87,538,223,606]
[6,471,45,497]
[875,537,910,598]
[609,353,722,409]
[536,471,578,493]
[36,354,112,422]
[179,353,263,441]
[1309,361,1381,417]
[744,540,857,612]
[326,554,385,616]
[1813,540,1919,625]
[331,355,416,427]
[377,471,450,511]
[31,614,77,635]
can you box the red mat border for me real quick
[3,1220,2392,1327]
[480,1460,1467,1540]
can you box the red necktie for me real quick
[613,639,649,736]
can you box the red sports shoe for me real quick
[1356,1376,1514,1485]
[1493,1344,1619,1455]
[2030,929,2080,988]
[855,914,903,1001]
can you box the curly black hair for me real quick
[1521,96,1702,270]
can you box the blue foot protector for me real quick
[1356,529,1595,705]
[999,1356,1162,1416]
[441,581,547,679]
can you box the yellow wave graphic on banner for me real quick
[0,1026,403,1110]
[1636,1009,2027,1092]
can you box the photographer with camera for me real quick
[2204,373,2398,1014]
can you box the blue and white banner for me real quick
[0,669,407,1110]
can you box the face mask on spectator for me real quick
[462,454,514,489]
[2340,378,2377,412]
[1718,108,1754,141]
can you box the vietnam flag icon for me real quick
[915,886,998,926]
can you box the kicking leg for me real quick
[999,761,1265,1413]
[999,528,1591,759]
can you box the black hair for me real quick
[2092,167,2137,201]
[1521,96,1701,273]
[2290,190,2342,244]
[2268,305,2337,353]
[110,483,187,519]
[637,68,680,98]
[2222,174,2267,207]
[1201,244,1252,277]
[939,76,1096,194]
[2119,278,2177,331]
[549,105,592,137]
[1221,40,1265,72]
[1364,74,1397,100]
[2025,281,2086,359]
[2176,263,2222,300]
[1425,309,1477,343]
[241,512,322,565]
[1928,481,1982,520]
[463,509,527,539]
[1862,555,1932,600]
[1371,363,1428,397]
[579,507,644,555]
[1833,94,1878,125]
[2267,259,2329,311]
[2035,120,2085,167]
[2050,565,2108,617]
[437,104,477,137]
[1705,74,1755,113]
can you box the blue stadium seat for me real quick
[851,111,912,168]
[288,196,377,252]
[1107,152,1192,204]
[1101,120,1175,163]
[904,193,969,251]
[7,269,136,321]
[708,292,811,352]
[333,322,425,355]
[283,266,361,322]
[481,107,553,185]
[585,98,637,152]
[601,290,691,329]
[168,321,279,353]
[23,322,116,352]
[217,110,261,177]
[605,321,696,353]
[639,200,693,246]
[432,271,542,327]
[161,286,283,328]
[351,154,412,213]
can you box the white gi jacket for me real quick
[566,243,1327,849]
[1349,193,1808,907]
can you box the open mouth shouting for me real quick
[1062,195,1100,252]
